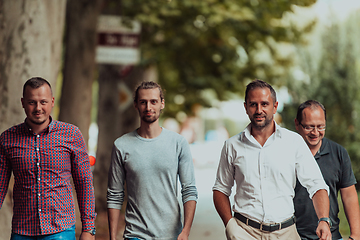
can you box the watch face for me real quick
[328,220,332,227]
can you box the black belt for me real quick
[234,212,296,232]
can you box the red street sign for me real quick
[98,33,140,48]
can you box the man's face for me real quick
[135,88,164,124]
[244,87,278,130]
[21,84,54,127]
[295,106,326,149]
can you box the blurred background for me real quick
[1,0,360,239]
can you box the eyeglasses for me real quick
[299,123,326,132]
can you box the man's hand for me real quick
[177,231,189,240]
[79,231,95,240]
[177,200,196,240]
[316,221,331,240]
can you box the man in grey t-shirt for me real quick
[107,81,198,240]
[294,100,360,240]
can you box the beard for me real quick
[250,114,273,130]
[140,110,161,124]
[29,119,47,125]
[141,115,158,123]
[28,112,48,125]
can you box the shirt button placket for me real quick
[36,134,42,230]
[259,150,268,221]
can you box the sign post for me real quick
[94,15,142,220]
[96,15,141,65]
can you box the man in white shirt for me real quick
[212,79,332,240]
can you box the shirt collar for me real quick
[241,120,282,141]
[23,116,54,135]
[315,138,329,158]
[48,116,54,132]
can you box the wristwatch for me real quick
[84,227,96,236]
[318,217,332,228]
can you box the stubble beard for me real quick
[28,117,47,126]
[142,116,158,124]
[141,111,161,124]
[28,111,48,125]
[251,114,273,130]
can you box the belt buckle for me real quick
[260,223,263,231]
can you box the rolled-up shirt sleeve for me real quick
[295,138,329,199]
[178,138,198,204]
[212,141,234,197]
[107,144,126,209]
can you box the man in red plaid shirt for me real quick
[0,77,96,240]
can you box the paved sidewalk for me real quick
[189,167,226,240]
[189,141,227,240]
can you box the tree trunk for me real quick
[94,64,157,212]
[59,0,103,145]
[0,0,66,133]
[0,1,66,239]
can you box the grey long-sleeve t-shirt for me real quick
[107,128,198,239]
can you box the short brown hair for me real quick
[245,79,277,104]
[23,77,52,97]
[133,81,164,103]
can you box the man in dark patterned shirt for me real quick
[0,77,96,240]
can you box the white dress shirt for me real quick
[213,122,329,224]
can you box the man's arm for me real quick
[108,208,121,240]
[0,140,12,208]
[213,190,232,227]
[340,185,360,240]
[107,144,126,240]
[312,189,332,240]
[177,200,197,240]
[70,128,96,236]
[177,136,197,240]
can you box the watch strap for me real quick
[84,227,96,236]
[318,217,332,227]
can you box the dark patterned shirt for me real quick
[0,119,96,236]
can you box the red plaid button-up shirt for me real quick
[0,119,96,236]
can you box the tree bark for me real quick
[59,0,103,144]
[0,0,65,133]
[0,1,66,239]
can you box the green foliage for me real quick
[107,0,316,118]
[281,11,360,186]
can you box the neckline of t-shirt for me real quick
[134,127,165,141]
